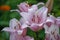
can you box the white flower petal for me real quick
[21,23,29,29]
[17,30,23,35]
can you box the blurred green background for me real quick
[0,0,60,40]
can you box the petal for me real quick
[45,14,56,27]
[45,17,54,27]
[56,17,60,27]
[46,17,54,23]
[10,33,16,40]
[28,5,38,14]
[2,27,16,32]
[22,28,27,36]
[20,18,30,25]
[37,6,48,23]
[44,24,49,34]
[17,30,23,35]
[17,2,29,12]
[29,23,40,31]
[9,18,19,29]
[10,33,25,40]
[20,18,25,24]
[20,12,32,22]
[21,23,29,29]
[31,5,38,11]
[44,22,59,34]
[20,12,29,20]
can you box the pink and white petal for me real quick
[44,24,50,34]
[48,14,56,21]
[38,23,44,29]
[37,6,48,16]
[40,7,48,23]
[20,12,32,22]
[21,23,29,29]
[2,27,16,32]
[20,12,28,20]
[10,33,16,40]
[28,5,38,14]
[22,28,27,36]
[25,36,34,40]
[45,17,55,27]
[56,17,60,27]
[20,18,30,25]
[10,32,25,40]
[17,2,29,12]
[46,17,54,23]
[29,23,40,31]
[31,5,38,11]
[20,18,25,24]
[45,34,50,40]
[34,13,38,23]
[37,6,48,23]
[20,18,30,28]
[17,30,23,35]
[9,18,19,29]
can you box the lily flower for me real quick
[2,18,34,40]
[44,15,60,40]
[10,2,46,32]
[20,5,48,32]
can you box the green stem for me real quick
[35,32,38,40]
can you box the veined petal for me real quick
[37,6,48,23]
[20,12,28,20]
[44,24,59,40]
[2,27,16,32]
[56,17,60,26]
[20,18,25,24]
[40,7,48,22]
[28,5,38,14]
[10,33,16,40]
[20,12,32,22]
[44,23,59,34]
[9,18,20,29]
